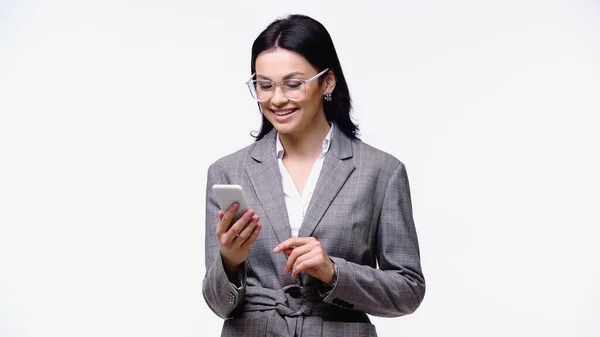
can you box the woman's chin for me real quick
[272,124,296,135]
[268,116,299,133]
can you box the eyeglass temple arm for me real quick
[306,68,330,83]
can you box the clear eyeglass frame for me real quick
[245,68,330,102]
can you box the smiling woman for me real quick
[254,48,333,144]
[202,14,425,337]
[249,14,357,143]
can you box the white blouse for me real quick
[275,124,334,237]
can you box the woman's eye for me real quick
[285,80,303,89]
[257,81,274,90]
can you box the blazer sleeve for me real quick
[322,162,426,317]
[202,163,247,319]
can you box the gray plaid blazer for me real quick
[203,126,425,337]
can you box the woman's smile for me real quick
[271,107,299,121]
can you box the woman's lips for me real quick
[271,108,298,121]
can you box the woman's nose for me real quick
[271,85,288,105]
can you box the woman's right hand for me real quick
[216,203,262,276]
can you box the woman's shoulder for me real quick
[208,142,257,171]
[352,138,404,171]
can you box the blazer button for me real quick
[228,292,236,304]
[285,287,302,299]
[333,298,353,309]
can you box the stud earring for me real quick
[324,93,332,101]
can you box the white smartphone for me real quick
[211,184,250,222]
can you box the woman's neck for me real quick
[279,115,331,160]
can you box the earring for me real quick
[324,93,332,102]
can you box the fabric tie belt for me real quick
[243,285,328,317]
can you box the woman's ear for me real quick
[325,70,337,94]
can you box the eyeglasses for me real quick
[245,68,330,102]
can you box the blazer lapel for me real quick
[245,130,292,243]
[298,128,355,238]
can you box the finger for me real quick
[289,250,314,276]
[292,252,322,278]
[283,248,293,256]
[218,211,224,220]
[216,203,239,236]
[240,223,262,250]
[227,212,257,240]
[273,237,314,253]
[284,243,315,273]
[222,211,256,243]
[233,218,259,248]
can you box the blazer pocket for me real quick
[322,321,378,337]
[221,317,268,337]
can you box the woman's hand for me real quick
[216,203,262,275]
[273,237,335,284]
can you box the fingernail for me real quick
[273,246,280,253]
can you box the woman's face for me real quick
[254,48,334,136]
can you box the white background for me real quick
[1,1,599,336]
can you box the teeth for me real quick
[273,109,296,116]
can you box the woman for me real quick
[203,14,425,337]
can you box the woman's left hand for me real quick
[273,237,335,284]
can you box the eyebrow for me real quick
[256,71,305,81]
